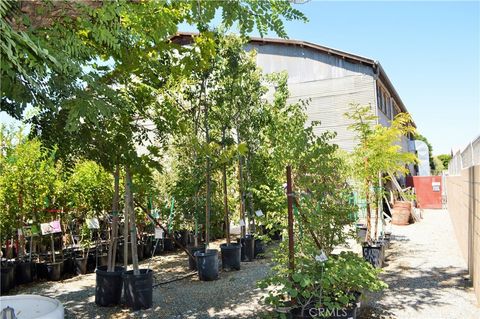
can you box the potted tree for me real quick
[345,104,417,267]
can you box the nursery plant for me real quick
[345,104,417,266]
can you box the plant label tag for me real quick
[87,218,100,229]
[155,227,164,239]
[255,210,264,217]
[40,220,62,235]
[239,219,246,227]
[17,228,23,236]
[315,251,328,262]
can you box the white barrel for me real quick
[0,294,64,319]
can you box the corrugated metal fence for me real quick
[449,135,480,175]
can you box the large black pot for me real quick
[243,235,255,261]
[362,244,383,268]
[46,261,63,281]
[15,261,33,285]
[254,238,265,258]
[63,256,75,277]
[95,266,124,306]
[163,238,175,251]
[123,269,153,310]
[137,243,145,261]
[75,257,88,275]
[194,249,219,281]
[220,243,241,271]
[36,262,48,280]
[1,266,14,294]
[143,239,153,259]
[188,246,205,270]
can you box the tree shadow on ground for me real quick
[361,240,471,318]
[10,241,277,319]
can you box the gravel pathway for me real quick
[363,209,479,319]
[8,239,273,319]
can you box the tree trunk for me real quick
[125,167,139,274]
[246,155,255,234]
[123,171,130,270]
[204,99,211,248]
[237,129,246,238]
[222,129,230,244]
[107,164,120,271]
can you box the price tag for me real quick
[315,250,328,262]
[40,220,62,235]
[87,218,100,229]
[155,227,164,239]
[239,219,246,227]
[255,210,264,217]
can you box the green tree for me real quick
[346,104,418,241]
[437,154,452,169]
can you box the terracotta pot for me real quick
[391,201,411,225]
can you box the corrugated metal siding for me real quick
[247,43,374,84]
[286,75,376,152]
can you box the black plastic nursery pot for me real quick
[254,238,265,258]
[75,257,88,275]
[220,243,241,271]
[362,244,383,268]
[87,252,97,272]
[1,266,14,294]
[95,266,124,307]
[143,239,153,258]
[97,254,109,267]
[244,235,255,261]
[163,238,176,252]
[15,261,33,285]
[46,261,63,281]
[63,256,75,277]
[137,243,145,261]
[194,249,219,281]
[36,262,48,280]
[122,269,153,311]
[188,246,205,270]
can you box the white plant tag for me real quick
[17,228,23,236]
[239,219,246,227]
[255,210,264,217]
[87,218,100,229]
[315,251,328,262]
[155,227,164,239]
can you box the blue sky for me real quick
[260,1,480,155]
[2,1,478,156]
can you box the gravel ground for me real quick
[8,239,274,319]
[363,209,479,319]
[7,209,479,318]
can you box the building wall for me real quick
[447,165,480,304]
[247,43,376,152]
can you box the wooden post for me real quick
[286,166,294,274]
